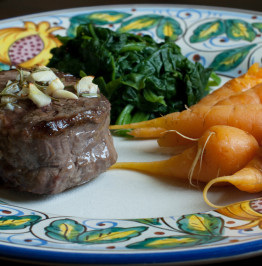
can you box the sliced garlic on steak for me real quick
[75,76,98,96]
[5,103,15,111]
[6,80,12,86]
[46,78,64,95]
[0,66,98,110]
[17,86,29,97]
[4,81,20,94]
[53,90,78,99]
[1,96,16,104]
[1,81,20,104]
[16,70,31,81]
[31,69,57,83]
[36,65,49,70]
[28,83,51,107]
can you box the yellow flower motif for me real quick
[0,21,62,68]
[217,199,262,230]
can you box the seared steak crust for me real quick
[0,70,117,194]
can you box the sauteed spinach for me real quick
[48,23,215,125]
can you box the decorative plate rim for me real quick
[1,3,262,23]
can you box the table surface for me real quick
[0,0,261,265]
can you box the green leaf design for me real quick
[225,19,256,42]
[156,17,182,40]
[209,44,256,71]
[78,226,148,244]
[85,11,131,24]
[127,235,225,249]
[45,219,148,244]
[118,15,163,33]
[133,218,162,226]
[190,20,225,43]
[69,11,131,25]
[252,22,262,32]
[45,219,86,242]
[0,215,42,230]
[177,213,224,236]
[67,11,131,36]
[67,22,81,37]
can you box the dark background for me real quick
[0,0,261,265]
[0,0,261,20]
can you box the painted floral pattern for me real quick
[0,21,62,68]
[0,198,262,251]
[0,6,261,77]
[0,5,262,263]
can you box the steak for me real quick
[0,68,117,194]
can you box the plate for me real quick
[0,4,262,265]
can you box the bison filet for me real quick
[0,68,117,194]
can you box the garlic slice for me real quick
[53,90,78,99]
[75,76,98,95]
[31,69,57,83]
[28,83,51,107]
[5,103,15,111]
[17,86,29,97]
[46,78,64,95]
[1,96,16,104]
[16,70,31,81]
[1,81,20,104]
[4,81,20,94]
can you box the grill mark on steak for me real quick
[29,96,110,137]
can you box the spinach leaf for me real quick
[48,23,213,126]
